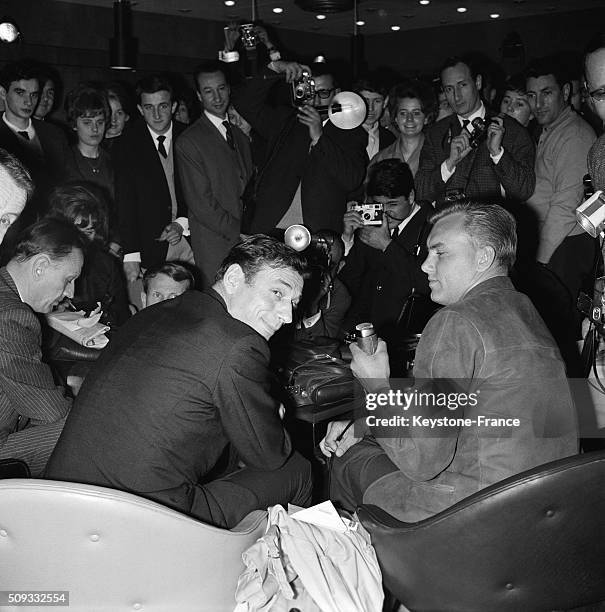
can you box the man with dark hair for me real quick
[353,75,396,160]
[584,33,605,128]
[322,202,578,522]
[525,56,596,335]
[113,73,192,292]
[415,55,535,207]
[339,158,432,348]
[46,235,312,528]
[0,59,68,224]
[229,29,367,235]
[0,147,34,245]
[176,60,253,288]
[0,218,86,475]
[141,261,194,308]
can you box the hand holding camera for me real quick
[358,216,392,252]
[486,115,505,157]
[271,60,310,83]
[297,104,323,143]
[343,202,365,241]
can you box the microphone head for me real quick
[588,133,605,192]
[284,224,311,252]
[328,91,367,130]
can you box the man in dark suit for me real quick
[0,218,86,476]
[415,56,535,207]
[114,74,192,287]
[339,160,434,350]
[0,60,69,226]
[46,235,312,528]
[232,59,367,235]
[176,61,253,289]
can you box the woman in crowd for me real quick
[499,73,535,129]
[103,82,132,149]
[48,182,130,328]
[369,79,436,177]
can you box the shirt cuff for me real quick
[441,160,455,183]
[123,252,141,263]
[490,147,504,164]
[219,50,239,63]
[342,233,355,257]
[175,217,190,237]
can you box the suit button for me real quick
[376,284,382,292]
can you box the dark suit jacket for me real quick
[339,205,433,343]
[233,73,368,234]
[113,120,188,269]
[46,289,292,514]
[0,116,69,222]
[378,125,397,151]
[0,268,71,469]
[415,112,535,206]
[176,114,253,288]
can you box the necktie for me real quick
[157,135,167,158]
[391,226,400,240]
[461,119,470,132]
[223,121,235,150]
[17,131,29,140]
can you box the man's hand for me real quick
[358,219,392,252]
[446,131,472,172]
[343,202,364,241]
[223,22,240,51]
[254,24,271,48]
[350,339,390,391]
[298,104,322,143]
[158,222,184,246]
[269,60,311,83]
[486,115,505,157]
[123,261,141,283]
[319,420,361,458]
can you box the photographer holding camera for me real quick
[225,26,367,235]
[415,55,536,208]
[338,159,434,348]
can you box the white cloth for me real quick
[45,310,109,349]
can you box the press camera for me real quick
[292,72,316,107]
[351,202,384,226]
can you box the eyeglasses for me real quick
[583,84,605,103]
[315,88,335,99]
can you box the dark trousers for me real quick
[329,437,399,513]
[189,450,313,528]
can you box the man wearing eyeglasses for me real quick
[584,33,605,127]
[230,37,367,235]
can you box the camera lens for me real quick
[363,212,371,220]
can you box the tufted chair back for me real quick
[358,451,605,612]
[0,479,266,611]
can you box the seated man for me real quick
[339,159,434,347]
[140,261,195,309]
[0,218,86,476]
[46,236,312,528]
[321,202,578,522]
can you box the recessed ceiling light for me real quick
[356,20,365,26]
[316,14,326,20]
[391,25,401,31]
[272,7,283,13]
[490,13,500,18]
[224,0,235,5]
[457,7,467,13]
[419,0,430,4]
[177,8,191,13]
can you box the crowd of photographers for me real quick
[0,24,604,525]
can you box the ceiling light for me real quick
[224,0,235,6]
[273,6,283,12]
[490,13,500,18]
[109,0,138,70]
[391,25,400,31]
[419,0,430,4]
[457,7,467,12]
[316,14,326,19]
[356,20,365,25]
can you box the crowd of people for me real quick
[1,25,605,529]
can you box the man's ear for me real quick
[140,292,147,309]
[171,101,178,115]
[31,254,51,280]
[477,245,496,271]
[137,104,144,117]
[409,189,415,205]
[221,263,246,295]
[196,90,202,103]
[562,82,571,105]
[475,74,483,94]
[0,86,6,102]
